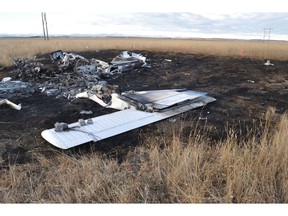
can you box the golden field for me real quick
[1,37,288,67]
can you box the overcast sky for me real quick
[1,0,288,40]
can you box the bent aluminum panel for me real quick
[122,89,186,104]
[122,89,207,109]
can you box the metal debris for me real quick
[54,118,93,132]
[80,110,93,115]
[9,50,150,101]
[111,50,150,69]
[50,50,149,76]
[45,50,149,100]
[76,88,213,112]
[1,77,12,83]
[264,60,274,66]
[50,50,89,71]
[54,122,69,132]
[0,99,21,110]
[0,79,34,110]
[0,80,34,98]
[13,58,45,73]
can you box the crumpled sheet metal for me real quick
[111,51,148,66]
[109,51,150,73]
[50,50,149,75]
[50,50,89,71]
[76,88,214,112]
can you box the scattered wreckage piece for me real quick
[32,50,151,100]
[1,77,12,83]
[0,78,32,110]
[0,79,34,98]
[74,58,122,78]
[50,50,149,76]
[0,99,21,110]
[41,89,216,149]
[12,58,47,83]
[13,58,45,73]
[112,51,147,63]
[110,51,150,70]
[76,88,209,111]
[9,50,149,101]
[50,50,89,71]
[264,60,274,66]
[76,82,120,108]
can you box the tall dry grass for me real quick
[1,37,288,67]
[1,109,287,203]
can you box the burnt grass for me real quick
[0,50,287,165]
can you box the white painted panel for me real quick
[152,90,207,109]
[42,109,161,149]
[122,89,184,104]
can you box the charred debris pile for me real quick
[1,50,150,109]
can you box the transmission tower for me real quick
[262,27,272,43]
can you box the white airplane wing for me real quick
[41,93,215,149]
[41,90,216,149]
[42,109,161,149]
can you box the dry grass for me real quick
[1,37,288,67]
[0,109,287,203]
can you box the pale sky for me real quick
[1,0,287,13]
[1,0,288,40]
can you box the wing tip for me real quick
[41,129,69,150]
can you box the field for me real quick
[0,38,288,203]
[1,37,288,67]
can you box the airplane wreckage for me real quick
[2,50,216,149]
[42,89,216,149]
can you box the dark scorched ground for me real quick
[0,50,287,165]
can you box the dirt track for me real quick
[0,50,287,165]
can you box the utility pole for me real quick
[41,12,49,40]
[44,13,49,40]
[41,12,46,40]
